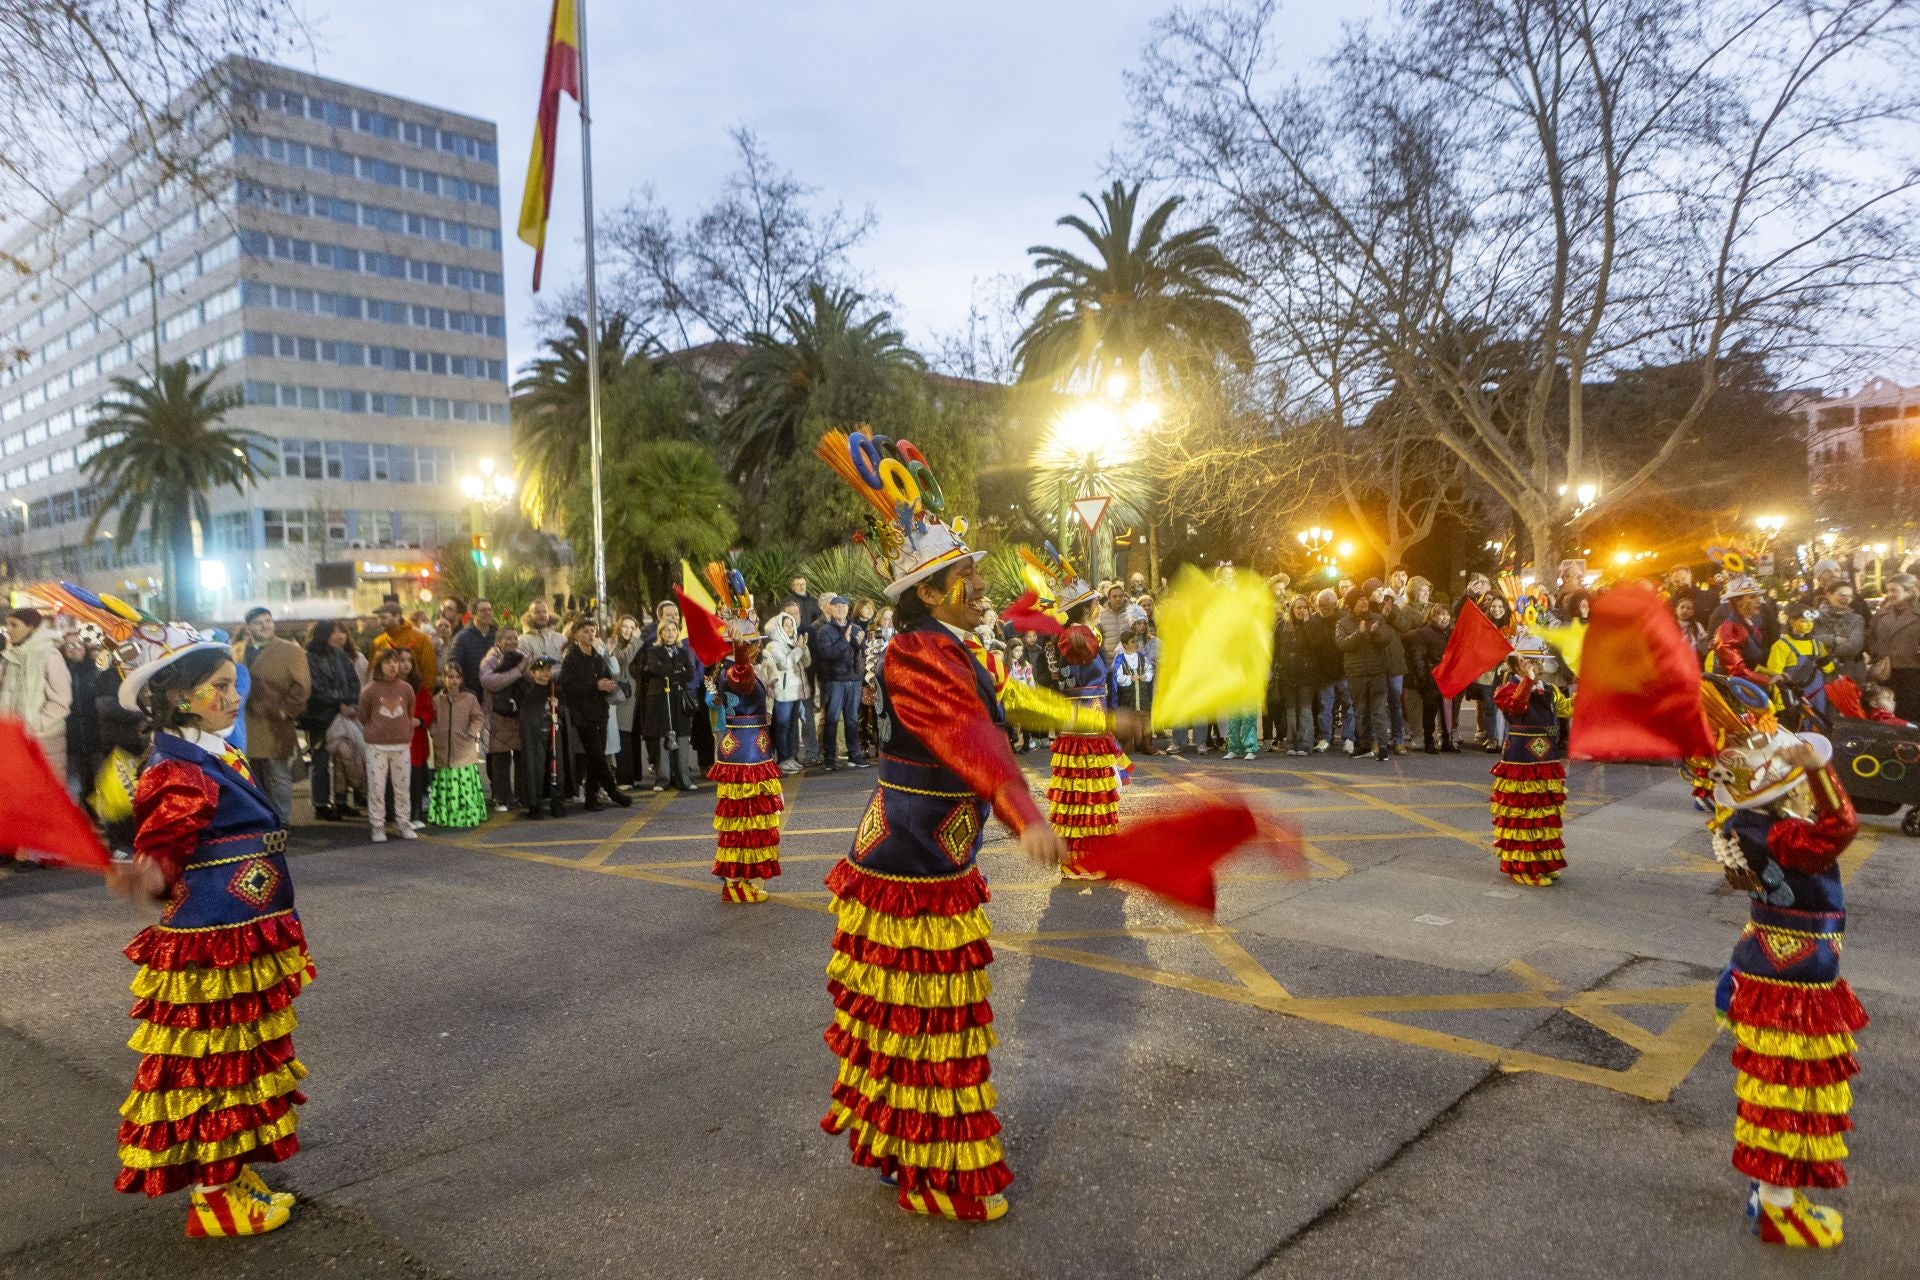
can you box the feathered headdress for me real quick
[1017,543,1095,613]
[701,559,760,645]
[28,582,228,711]
[815,426,981,600]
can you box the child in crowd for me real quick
[1864,683,1916,728]
[427,663,487,828]
[1008,641,1036,753]
[358,649,419,842]
[515,657,565,818]
[395,648,433,823]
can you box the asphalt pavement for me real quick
[3,742,1916,1280]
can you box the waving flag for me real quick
[1150,566,1276,731]
[1569,584,1713,762]
[1,718,110,872]
[673,585,731,667]
[1432,599,1511,699]
[517,0,581,291]
[1075,799,1300,917]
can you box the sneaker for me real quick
[849,760,873,770]
[652,784,666,792]
[1222,751,1239,760]
[186,1181,291,1237]
[1313,739,1329,752]
[370,830,387,843]
[1394,743,1409,755]
[235,1166,295,1211]
[607,790,633,808]
[396,826,418,840]
[720,879,769,904]
[1342,741,1355,754]
[492,802,510,813]
[1753,1190,1843,1247]
[1164,745,1184,756]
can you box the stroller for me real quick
[1783,677,1920,838]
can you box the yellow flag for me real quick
[1536,621,1586,678]
[1150,566,1277,731]
[679,560,718,615]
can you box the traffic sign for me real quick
[1072,495,1112,534]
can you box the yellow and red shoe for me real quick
[185,1182,291,1238]
[898,1187,1009,1222]
[236,1164,295,1211]
[1060,862,1106,882]
[1754,1191,1843,1247]
[720,879,768,904]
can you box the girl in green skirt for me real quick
[427,663,487,827]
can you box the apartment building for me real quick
[0,56,510,619]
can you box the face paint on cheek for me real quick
[946,577,969,607]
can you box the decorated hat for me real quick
[702,560,761,643]
[27,582,229,712]
[1720,574,1764,600]
[816,427,982,601]
[1700,676,1831,811]
[1017,543,1096,612]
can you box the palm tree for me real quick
[1027,427,1154,583]
[725,283,924,494]
[511,312,653,528]
[82,361,265,623]
[1014,180,1252,390]
[568,440,739,604]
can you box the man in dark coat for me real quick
[555,619,632,810]
[448,599,498,698]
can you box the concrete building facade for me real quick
[1803,375,1920,539]
[0,57,510,621]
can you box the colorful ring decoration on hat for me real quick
[894,439,928,468]
[1851,755,1882,779]
[848,433,884,488]
[1722,551,1747,574]
[905,459,944,512]
[1726,676,1771,711]
[1881,760,1907,782]
[878,457,920,508]
[1896,742,1919,764]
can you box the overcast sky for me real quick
[297,0,1359,373]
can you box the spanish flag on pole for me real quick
[518,0,581,291]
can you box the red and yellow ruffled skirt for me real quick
[115,911,313,1196]
[820,860,1012,1200]
[1047,732,1130,855]
[1724,970,1867,1189]
[709,759,783,881]
[1490,760,1566,885]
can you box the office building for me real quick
[0,56,510,619]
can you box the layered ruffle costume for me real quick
[710,657,783,901]
[822,616,1066,1221]
[1047,636,1131,876]
[1489,676,1571,886]
[118,730,312,1200]
[1712,761,1867,1246]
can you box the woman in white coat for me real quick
[756,610,811,775]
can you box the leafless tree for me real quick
[1130,0,1920,570]
[594,128,877,351]
[1,2,307,238]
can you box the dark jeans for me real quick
[1348,674,1391,752]
[1418,685,1451,744]
[1892,667,1920,723]
[822,680,863,766]
[519,721,559,811]
[573,712,622,801]
[304,734,332,809]
[1315,679,1352,743]
[617,728,641,786]
[1386,674,1406,745]
[772,699,803,761]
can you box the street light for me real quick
[458,457,516,597]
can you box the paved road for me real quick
[3,747,1916,1279]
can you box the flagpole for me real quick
[575,0,608,622]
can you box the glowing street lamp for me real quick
[458,458,516,596]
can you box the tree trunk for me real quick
[167,507,198,624]
[1523,516,1558,590]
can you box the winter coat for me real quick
[1813,604,1866,680]
[1378,604,1411,677]
[809,619,863,683]
[612,634,644,732]
[1272,617,1318,688]
[558,645,616,729]
[232,634,310,759]
[448,623,497,698]
[428,689,485,768]
[369,623,438,691]
[1334,612,1392,680]
[1869,600,1920,671]
[301,645,361,735]
[479,647,528,746]
[65,657,101,758]
[1408,622,1452,695]
[757,617,811,702]
[1,623,72,761]
[640,642,698,737]
[1302,612,1345,685]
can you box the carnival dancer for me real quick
[1700,683,1866,1248]
[709,594,783,903]
[812,428,1132,1223]
[1489,639,1573,886]
[32,583,316,1238]
[1021,546,1131,880]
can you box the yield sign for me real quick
[1072,495,1112,534]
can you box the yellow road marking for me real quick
[1501,959,1564,993]
[578,791,676,866]
[1839,829,1879,885]
[1280,768,1490,851]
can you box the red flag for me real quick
[0,718,110,871]
[516,0,581,291]
[672,585,731,667]
[1432,599,1511,700]
[1001,589,1063,637]
[1073,798,1302,917]
[1569,583,1714,762]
